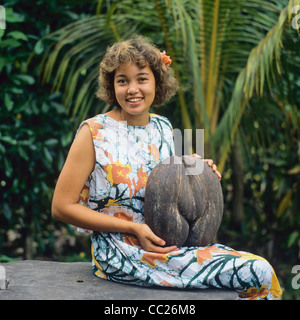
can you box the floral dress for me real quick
[77,113,282,300]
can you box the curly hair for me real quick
[96,35,179,107]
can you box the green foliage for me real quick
[0,3,76,258]
[219,28,300,299]
[0,254,20,263]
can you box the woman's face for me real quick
[114,62,156,118]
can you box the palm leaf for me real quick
[164,0,286,155]
[215,0,300,172]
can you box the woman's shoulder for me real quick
[85,113,106,125]
[76,114,108,141]
[80,114,107,131]
[150,113,173,130]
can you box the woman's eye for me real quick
[139,77,148,82]
[117,79,126,84]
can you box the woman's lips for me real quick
[125,97,144,106]
[126,97,144,102]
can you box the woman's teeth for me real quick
[127,98,143,102]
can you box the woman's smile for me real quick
[126,97,144,104]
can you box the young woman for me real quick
[52,35,282,299]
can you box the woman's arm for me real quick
[51,124,177,253]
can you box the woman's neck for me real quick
[120,109,150,126]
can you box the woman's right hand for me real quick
[132,223,178,253]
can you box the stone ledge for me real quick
[0,260,238,300]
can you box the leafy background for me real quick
[0,0,299,299]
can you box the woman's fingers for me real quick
[214,169,222,180]
[143,238,178,253]
[156,245,179,253]
[191,154,222,180]
[135,223,178,253]
[191,153,201,159]
[206,159,214,167]
[147,234,178,253]
[148,243,178,253]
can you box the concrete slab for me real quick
[0,260,238,300]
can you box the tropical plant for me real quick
[40,0,300,163]
[0,1,89,259]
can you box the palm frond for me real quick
[215,0,300,172]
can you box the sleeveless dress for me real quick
[77,113,282,300]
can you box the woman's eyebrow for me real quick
[115,72,149,78]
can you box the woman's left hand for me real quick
[191,154,222,181]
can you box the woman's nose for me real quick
[127,82,139,94]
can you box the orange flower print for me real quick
[105,198,122,207]
[78,185,89,207]
[103,161,132,197]
[113,211,133,221]
[140,252,169,268]
[196,246,221,265]
[123,234,141,247]
[104,150,114,164]
[133,167,149,196]
[148,144,160,161]
[160,279,173,287]
[196,245,242,265]
[87,118,105,141]
[239,285,269,300]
